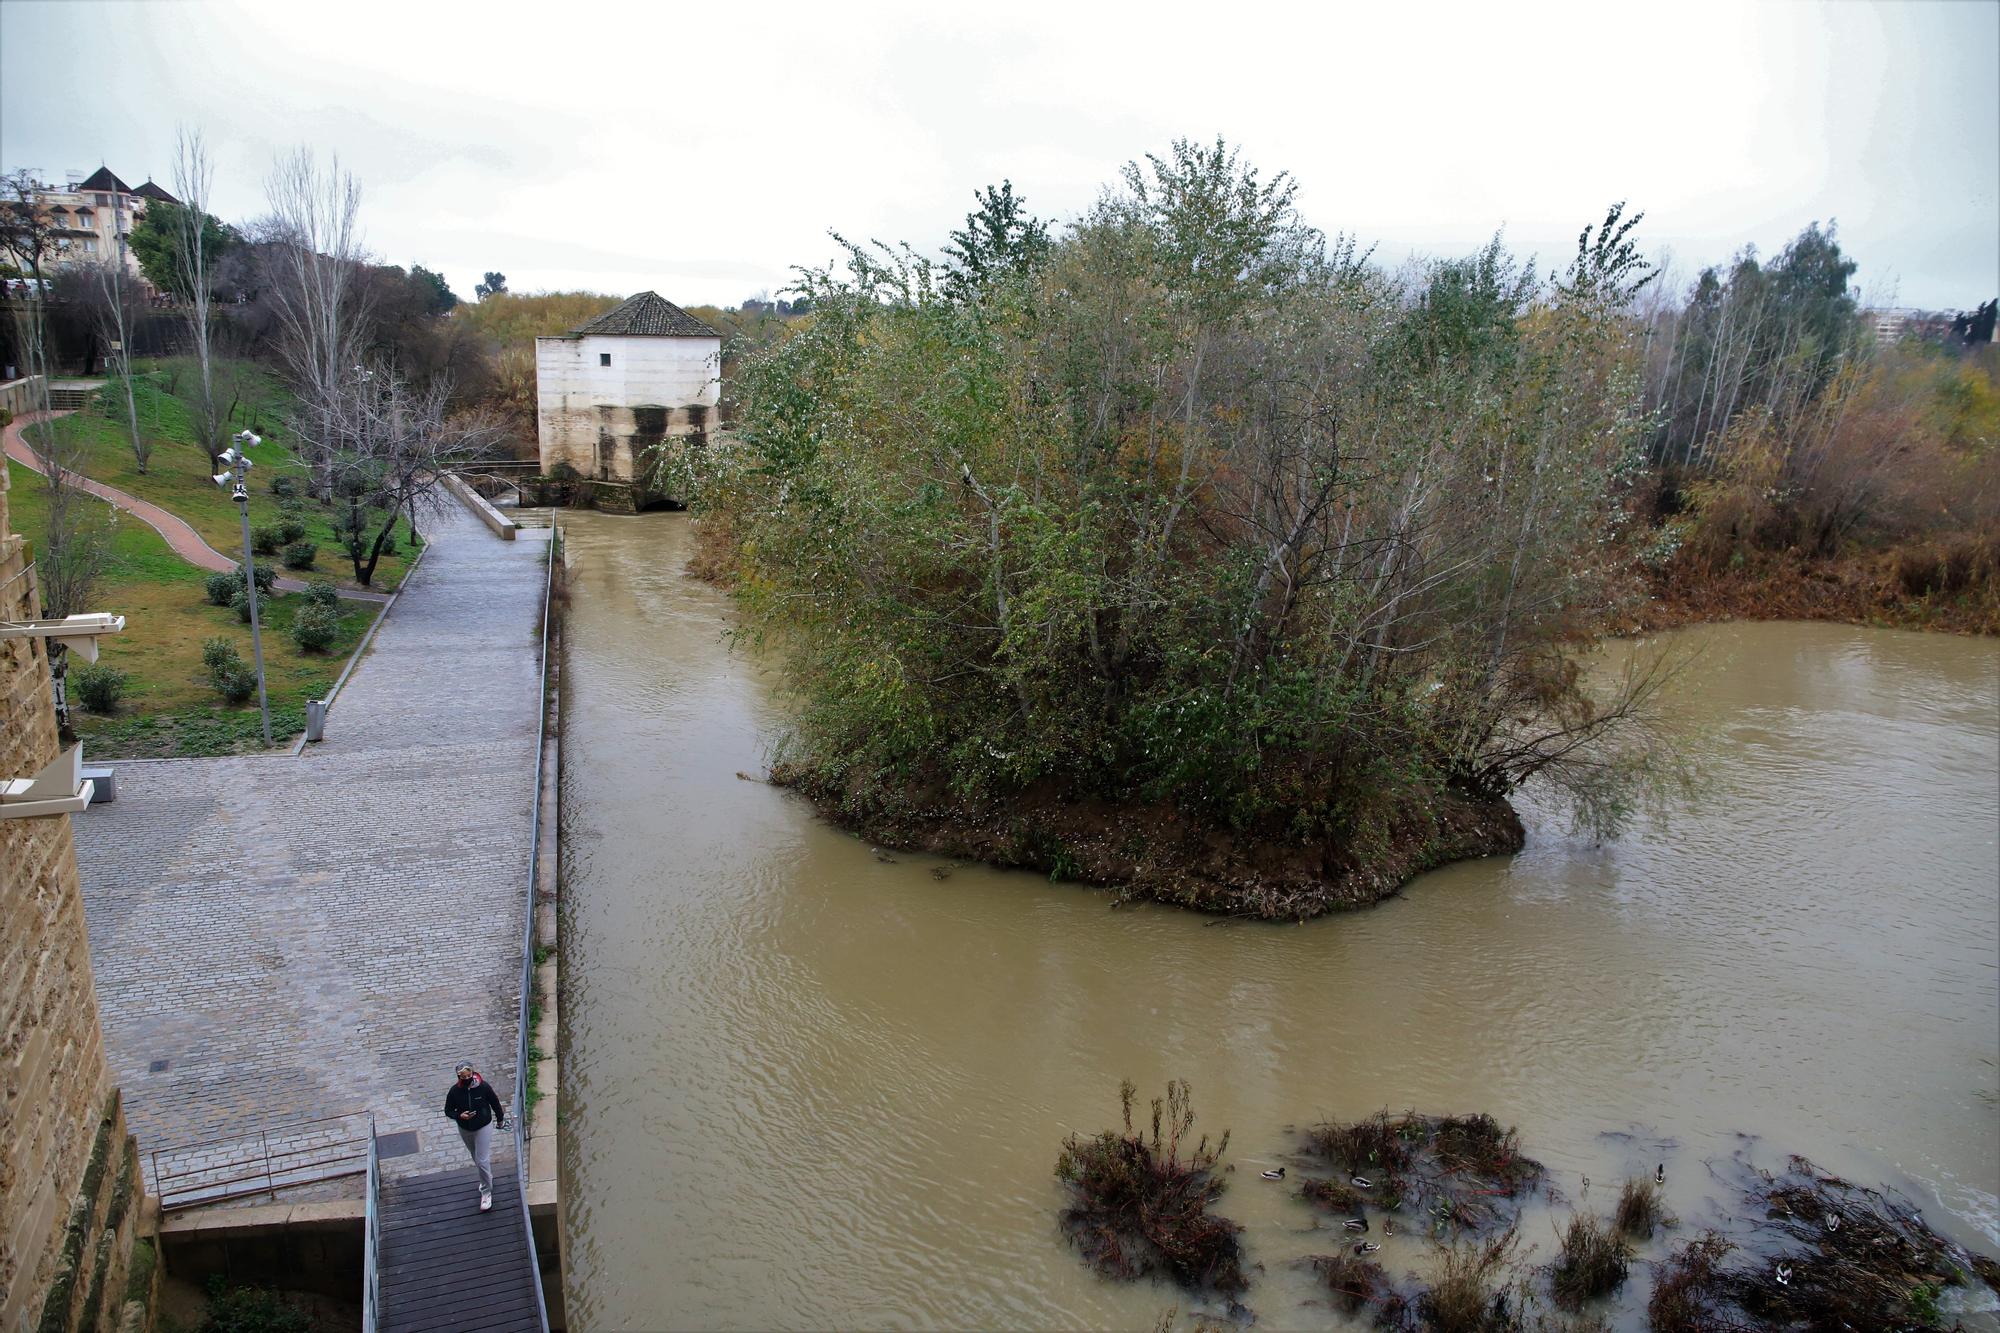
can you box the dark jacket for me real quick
[444,1077,506,1133]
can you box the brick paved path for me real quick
[3,409,389,601]
[71,502,547,1179]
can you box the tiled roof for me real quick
[76,166,133,195]
[568,291,719,338]
[135,180,179,205]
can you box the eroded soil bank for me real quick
[1634,549,2000,636]
[775,766,1525,920]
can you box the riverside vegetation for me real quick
[1058,1087,2000,1330]
[674,142,1693,916]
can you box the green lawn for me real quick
[8,458,379,758]
[28,360,418,593]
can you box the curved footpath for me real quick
[2,408,389,601]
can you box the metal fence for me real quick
[147,1110,376,1211]
[362,1115,381,1333]
[510,526,558,1333]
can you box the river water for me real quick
[555,511,2000,1331]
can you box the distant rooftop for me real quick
[75,166,133,195]
[567,291,719,339]
[134,179,179,205]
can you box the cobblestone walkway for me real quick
[72,502,547,1178]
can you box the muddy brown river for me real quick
[555,511,2000,1331]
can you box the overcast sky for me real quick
[3,0,1995,311]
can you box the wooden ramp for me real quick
[378,1157,543,1332]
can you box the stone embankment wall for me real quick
[0,459,151,1331]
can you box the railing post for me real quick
[262,1130,274,1200]
[362,1112,379,1333]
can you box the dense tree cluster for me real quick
[684,142,1687,851]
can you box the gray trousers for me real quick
[458,1121,494,1194]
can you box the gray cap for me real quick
[454,1061,474,1075]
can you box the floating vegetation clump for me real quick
[1307,1250,1397,1320]
[1546,1212,1631,1309]
[1299,1111,1546,1234]
[1055,1081,1246,1296]
[1649,1154,1997,1331]
[1645,1231,1742,1333]
[1417,1228,1525,1333]
[1613,1176,1669,1241]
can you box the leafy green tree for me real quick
[941,179,1051,303]
[475,270,507,299]
[410,264,458,314]
[681,144,1684,883]
[128,199,235,297]
[1647,220,1857,469]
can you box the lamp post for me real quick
[214,432,272,747]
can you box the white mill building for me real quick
[534,291,721,510]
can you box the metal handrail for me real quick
[362,1112,380,1333]
[511,524,557,1332]
[147,1110,377,1210]
[143,1106,376,1158]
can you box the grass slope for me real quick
[8,458,377,757]
[39,360,416,592]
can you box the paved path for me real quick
[378,1158,542,1332]
[70,501,546,1180]
[2,409,389,601]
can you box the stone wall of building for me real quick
[0,458,127,1333]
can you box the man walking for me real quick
[443,1061,508,1211]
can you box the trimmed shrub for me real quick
[268,475,300,499]
[70,663,127,714]
[201,637,238,673]
[231,592,254,623]
[302,581,341,610]
[289,605,339,654]
[213,665,256,705]
[281,540,318,570]
[275,518,308,546]
[375,527,399,556]
[205,571,241,606]
[250,525,282,556]
[236,562,276,595]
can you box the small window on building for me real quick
[599,353,611,367]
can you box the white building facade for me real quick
[533,291,721,509]
[1,167,172,284]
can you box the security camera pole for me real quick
[217,433,273,746]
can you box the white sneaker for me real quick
[479,1190,493,1212]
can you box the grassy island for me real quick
[673,145,1691,918]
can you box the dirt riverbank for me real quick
[774,767,1525,920]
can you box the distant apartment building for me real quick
[534,291,722,510]
[1,165,174,282]
[1869,308,1915,344]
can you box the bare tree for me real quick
[171,127,224,464]
[263,148,370,493]
[313,362,502,585]
[84,255,149,471]
[3,255,112,732]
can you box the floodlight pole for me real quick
[228,451,274,747]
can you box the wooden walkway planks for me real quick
[378,1159,543,1332]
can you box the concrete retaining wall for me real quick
[441,473,518,541]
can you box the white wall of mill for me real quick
[534,335,721,416]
